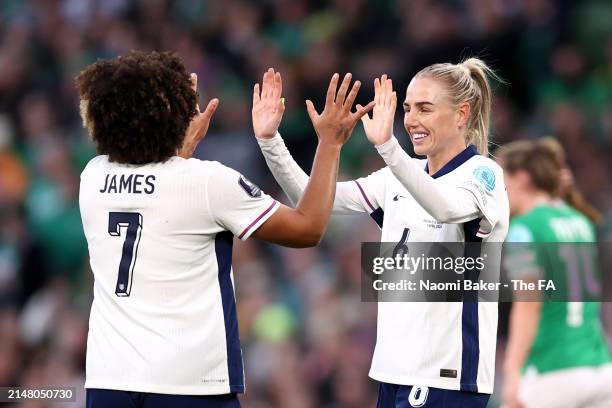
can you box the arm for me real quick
[501,225,542,408]
[252,68,379,216]
[504,300,541,375]
[256,133,384,215]
[359,75,480,223]
[253,141,340,247]
[376,136,480,223]
[502,299,541,408]
[255,133,308,206]
[251,69,375,247]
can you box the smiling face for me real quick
[403,75,469,158]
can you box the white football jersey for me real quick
[79,155,279,395]
[349,145,509,394]
[258,135,509,394]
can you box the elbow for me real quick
[292,212,326,247]
[296,222,325,247]
[431,203,473,224]
[432,207,455,224]
[299,230,324,247]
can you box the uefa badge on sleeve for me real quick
[473,166,496,192]
[238,175,262,198]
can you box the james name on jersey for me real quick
[99,173,156,194]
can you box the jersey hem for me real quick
[368,371,492,395]
[84,380,244,395]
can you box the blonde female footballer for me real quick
[253,60,509,407]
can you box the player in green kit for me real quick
[497,138,612,408]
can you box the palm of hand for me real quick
[252,68,284,139]
[306,73,376,147]
[361,74,396,146]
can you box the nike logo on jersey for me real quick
[393,194,406,201]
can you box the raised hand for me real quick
[306,73,375,147]
[358,74,396,146]
[252,68,285,140]
[179,73,219,158]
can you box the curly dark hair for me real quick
[75,51,197,164]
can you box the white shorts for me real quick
[519,364,612,408]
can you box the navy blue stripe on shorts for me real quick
[86,389,241,408]
[376,382,489,408]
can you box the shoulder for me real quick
[562,203,591,223]
[174,158,239,178]
[357,166,393,187]
[467,155,504,178]
[186,159,261,196]
[561,203,597,236]
[458,155,504,193]
[451,155,503,193]
[178,157,221,170]
[80,155,108,179]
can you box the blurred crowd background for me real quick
[0,0,611,407]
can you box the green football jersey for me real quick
[507,203,611,374]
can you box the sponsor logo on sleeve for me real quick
[238,175,262,198]
[473,166,496,192]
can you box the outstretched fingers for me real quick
[191,73,198,92]
[272,71,282,100]
[202,98,219,121]
[253,83,260,105]
[325,73,340,106]
[385,77,394,107]
[390,90,397,111]
[356,104,371,124]
[378,74,388,107]
[353,101,376,121]
[305,99,319,122]
[374,77,381,107]
[335,73,352,106]
[343,80,361,111]
[262,68,274,99]
[191,73,200,112]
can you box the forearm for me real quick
[257,133,309,205]
[295,141,341,237]
[504,301,542,376]
[251,141,340,247]
[258,133,372,215]
[375,136,479,223]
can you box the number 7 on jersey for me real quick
[108,212,143,297]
